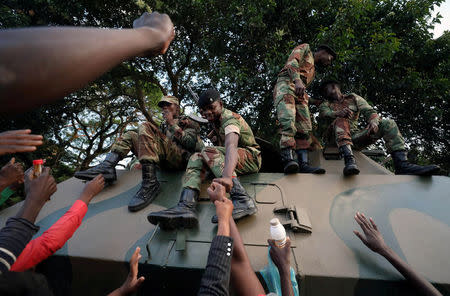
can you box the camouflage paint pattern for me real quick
[320,94,405,152]
[183,108,261,191]
[274,43,318,150]
[111,130,138,158]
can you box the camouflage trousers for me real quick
[274,78,312,150]
[329,118,405,153]
[111,130,138,158]
[182,146,261,191]
[138,122,190,170]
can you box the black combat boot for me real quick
[339,145,360,176]
[128,163,161,212]
[147,188,199,230]
[296,149,326,174]
[74,152,121,182]
[280,148,299,174]
[211,178,257,223]
[392,151,440,176]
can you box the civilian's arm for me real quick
[354,212,442,296]
[0,12,174,113]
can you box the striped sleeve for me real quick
[0,217,39,274]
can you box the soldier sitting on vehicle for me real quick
[319,80,441,176]
[75,95,204,212]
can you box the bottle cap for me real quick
[33,159,44,165]
[270,218,280,226]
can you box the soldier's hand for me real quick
[207,181,226,202]
[366,122,379,135]
[213,177,233,193]
[0,129,43,156]
[294,79,305,97]
[133,12,175,56]
[0,157,24,188]
[163,110,175,125]
[353,212,388,254]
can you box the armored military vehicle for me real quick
[0,150,449,295]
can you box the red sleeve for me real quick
[10,200,88,272]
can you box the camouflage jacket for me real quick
[278,43,315,88]
[209,108,260,154]
[319,93,380,131]
[160,115,204,153]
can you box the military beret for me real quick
[316,45,337,59]
[198,88,221,109]
[158,95,180,107]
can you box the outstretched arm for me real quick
[0,12,174,113]
[354,212,442,296]
[213,132,239,192]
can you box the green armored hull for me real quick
[1,151,449,295]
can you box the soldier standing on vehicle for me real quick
[274,44,336,174]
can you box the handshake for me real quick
[207,182,233,225]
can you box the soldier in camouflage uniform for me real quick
[75,95,204,211]
[274,44,336,174]
[319,80,440,176]
[148,89,261,230]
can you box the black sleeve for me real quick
[198,235,234,296]
[0,217,39,274]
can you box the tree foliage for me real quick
[1,0,448,178]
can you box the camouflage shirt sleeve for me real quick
[354,94,379,125]
[284,45,309,83]
[319,101,336,119]
[167,118,200,151]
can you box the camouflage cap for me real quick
[316,45,337,59]
[198,88,221,109]
[158,95,180,107]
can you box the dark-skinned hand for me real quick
[268,237,292,272]
[118,247,145,295]
[79,174,105,204]
[0,130,43,155]
[294,79,305,97]
[366,121,379,135]
[207,181,226,203]
[0,157,24,187]
[214,195,233,223]
[26,167,57,204]
[133,12,175,56]
[353,212,388,254]
[335,107,353,118]
[163,109,175,126]
[213,177,233,193]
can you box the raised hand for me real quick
[119,247,145,295]
[0,158,24,189]
[353,212,388,254]
[79,174,105,204]
[214,194,233,223]
[133,12,175,56]
[0,130,43,155]
[207,181,226,203]
[268,237,292,272]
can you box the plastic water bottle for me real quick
[260,218,299,296]
[270,218,287,248]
